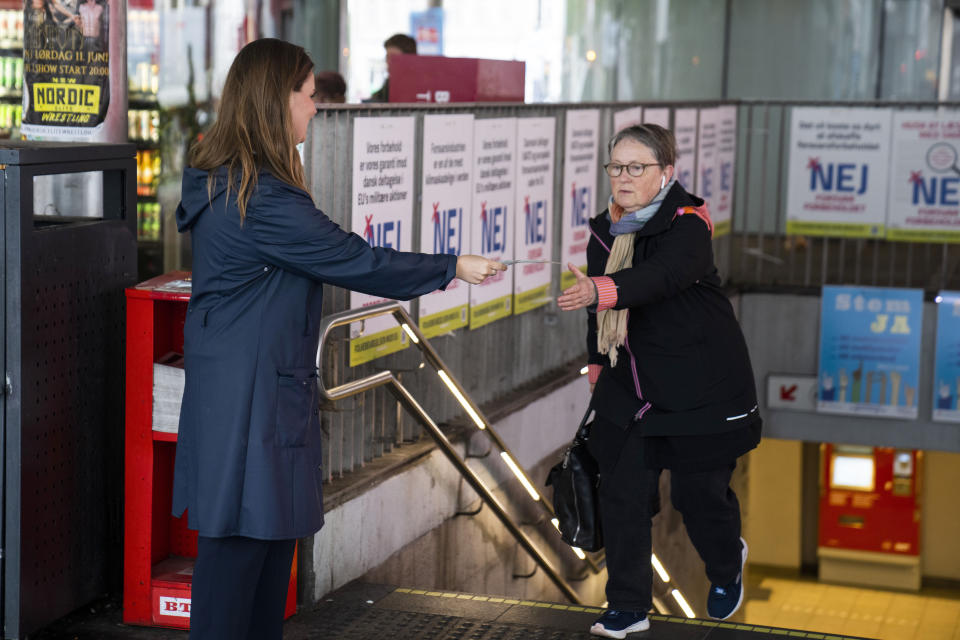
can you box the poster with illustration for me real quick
[469,117,516,329]
[785,107,892,238]
[933,291,960,423]
[419,114,474,337]
[817,285,922,419]
[349,116,416,366]
[22,0,110,139]
[886,111,960,242]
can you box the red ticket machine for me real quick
[818,444,922,590]
[387,54,525,103]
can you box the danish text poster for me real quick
[714,105,737,236]
[886,111,960,242]
[786,107,892,238]
[933,291,960,423]
[643,107,670,129]
[350,116,416,365]
[817,285,922,419]
[561,109,599,289]
[470,118,517,329]
[613,107,642,133]
[419,114,474,337]
[513,117,556,315]
[674,108,698,192]
[696,107,720,216]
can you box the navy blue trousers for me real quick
[189,536,296,640]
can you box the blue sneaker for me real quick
[707,536,748,620]
[589,610,649,638]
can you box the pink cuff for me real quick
[588,364,602,384]
[592,276,617,311]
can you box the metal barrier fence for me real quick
[728,100,960,292]
[303,99,960,479]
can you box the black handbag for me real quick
[545,407,603,552]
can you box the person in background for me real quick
[558,124,761,639]
[174,38,505,640]
[314,71,347,104]
[367,32,417,102]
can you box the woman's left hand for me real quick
[557,263,597,311]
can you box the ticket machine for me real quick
[818,444,922,590]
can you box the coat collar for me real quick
[590,182,703,239]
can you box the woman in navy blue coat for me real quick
[173,39,504,640]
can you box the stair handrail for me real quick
[314,301,590,603]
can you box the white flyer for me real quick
[643,107,670,129]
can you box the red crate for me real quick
[123,272,297,629]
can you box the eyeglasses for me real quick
[603,162,661,178]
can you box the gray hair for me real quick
[607,124,677,167]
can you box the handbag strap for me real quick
[575,405,594,441]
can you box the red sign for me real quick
[388,55,525,103]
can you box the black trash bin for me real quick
[1,142,136,639]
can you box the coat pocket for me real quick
[275,367,318,448]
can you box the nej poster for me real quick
[469,117,517,329]
[695,107,720,217]
[560,109,599,289]
[817,285,922,419]
[349,116,416,366]
[613,107,642,133]
[886,111,960,243]
[674,108,698,193]
[713,105,737,237]
[22,0,110,139]
[786,107,892,238]
[643,107,670,129]
[419,113,474,338]
[513,117,556,315]
[933,291,960,423]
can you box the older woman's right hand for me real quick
[456,255,507,284]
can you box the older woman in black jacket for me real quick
[558,124,761,639]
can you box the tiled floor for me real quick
[743,566,960,639]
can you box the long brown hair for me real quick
[189,38,314,220]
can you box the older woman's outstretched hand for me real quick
[557,263,597,311]
[456,255,507,284]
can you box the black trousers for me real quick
[589,415,743,612]
[189,535,297,640]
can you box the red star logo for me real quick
[909,170,923,184]
[524,195,530,215]
[432,202,440,225]
[807,158,820,170]
[363,214,374,241]
[481,202,487,222]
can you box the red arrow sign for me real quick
[780,384,797,401]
